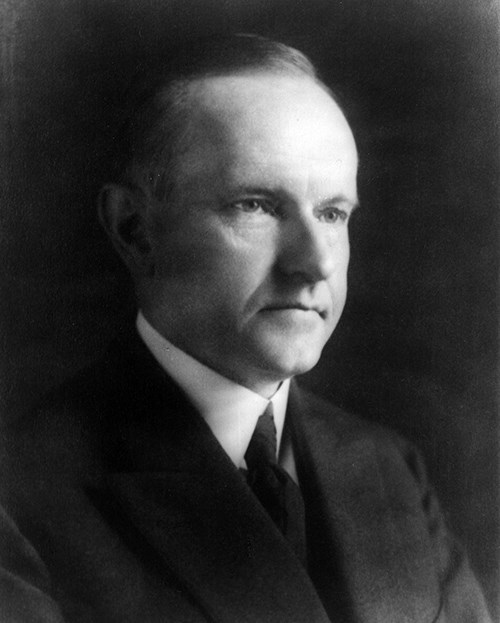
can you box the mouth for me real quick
[262,304,327,319]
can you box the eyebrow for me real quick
[318,194,360,212]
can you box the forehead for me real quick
[174,72,358,196]
[188,73,355,149]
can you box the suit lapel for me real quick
[100,335,330,623]
[107,466,329,623]
[288,383,441,623]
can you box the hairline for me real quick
[127,69,343,208]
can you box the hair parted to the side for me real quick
[114,33,333,204]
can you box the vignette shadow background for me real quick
[1,0,498,614]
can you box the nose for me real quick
[277,216,346,283]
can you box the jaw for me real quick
[222,314,335,394]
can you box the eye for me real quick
[230,197,278,217]
[319,206,349,224]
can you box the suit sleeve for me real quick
[0,503,65,623]
[402,440,492,623]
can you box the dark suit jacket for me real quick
[0,331,491,623]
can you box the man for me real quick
[0,34,491,622]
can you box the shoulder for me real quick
[290,381,427,486]
[1,335,139,494]
[291,382,414,450]
[1,329,194,492]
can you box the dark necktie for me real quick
[244,403,307,566]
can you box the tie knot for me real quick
[245,403,277,470]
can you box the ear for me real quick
[98,184,155,276]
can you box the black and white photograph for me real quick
[0,1,498,621]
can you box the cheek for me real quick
[153,223,226,280]
[326,250,350,313]
[335,239,350,289]
[153,231,271,303]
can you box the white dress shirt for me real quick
[136,312,297,480]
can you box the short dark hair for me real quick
[115,33,333,203]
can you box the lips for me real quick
[262,303,327,319]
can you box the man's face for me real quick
[144,72,358,396]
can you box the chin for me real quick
[254,343,324,382]
[240,324,331,386]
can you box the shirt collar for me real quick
[136,312,290,468]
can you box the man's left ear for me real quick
[97,184,155,276]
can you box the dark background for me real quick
[1,0,498,615]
